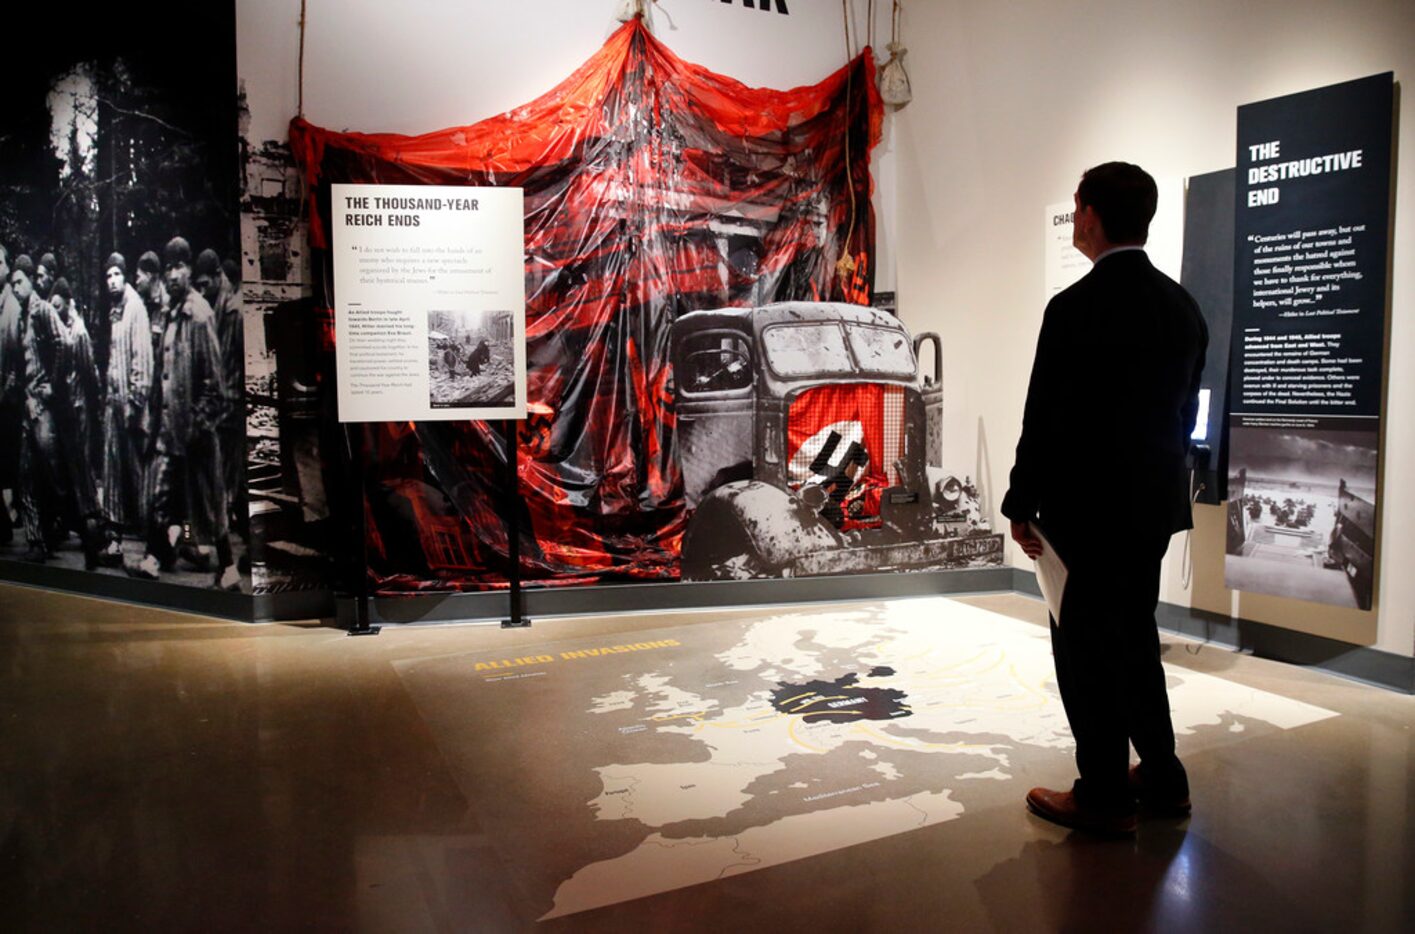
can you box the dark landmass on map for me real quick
[770,672,912,724]
[869,666,896,677]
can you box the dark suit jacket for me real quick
[1000,249,1208,566]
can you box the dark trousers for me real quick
[219,421,247,540]
[20,406,100,548]
[0,401,20,487]
[0,401,18,534]
[147,449,232,571]
[18,416,55,547]
[1049,532,1187,812]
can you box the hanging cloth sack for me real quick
[879,41,912,108]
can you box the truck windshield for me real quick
[763,324,852,376]
[763,322,915,378]
[847,325,916,377]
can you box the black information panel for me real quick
[1180,168,1235,505]
[1225,73,1392,611]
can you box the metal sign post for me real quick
[345,424,380,636]
[501,418,529,629]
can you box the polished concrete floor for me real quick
[0,582,1411,932]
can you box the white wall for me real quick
[894,0,1415,656]
[238,0,898,289]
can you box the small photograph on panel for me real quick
[426,309,515,409]
[1226,425,1377,610]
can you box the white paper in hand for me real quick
[1028,522,1069,624]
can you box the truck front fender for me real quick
[681,481,842,581]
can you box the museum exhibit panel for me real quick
[0,4,1012,622]
[1224,74,1393,613]
[0,0,1409,665]
[3,0,1415,929]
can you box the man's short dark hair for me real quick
[194,248,221,278]
[1077,162,1158,245]
[163,236,192,268]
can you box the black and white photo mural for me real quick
[0,4,246,592]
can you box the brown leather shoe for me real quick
[1026,786,1137,837]
[1129,765,1192,818]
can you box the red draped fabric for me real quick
[291,20,883,592]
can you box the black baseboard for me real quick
[335,566,1017,627]
[252,588,335,622]
[1012,568,1415,694]
[0,558,257,621]
[0,559,335,623]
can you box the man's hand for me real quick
[1011,520,1044,560]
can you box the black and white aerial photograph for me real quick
[0,4,247,592]
[426,308,515,409]
[1225,424,1378,610]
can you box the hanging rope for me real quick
[295,0,310,229]
[297,0,307,117]
[842,0,853,61]
[836,0,859,286]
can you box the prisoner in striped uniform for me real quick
[98,252,153,563]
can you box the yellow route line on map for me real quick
[1008,663,1053,703]
[901,646,993,670]
[913,650,1007,684]
[700,711,785,730]
[787,716,827,752]
[930,670,1045,712]
[905,653,996,682]
[950,648,1007,670]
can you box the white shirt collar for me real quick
[1093,244,1146,263]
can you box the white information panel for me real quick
[1044,200,1091,300]
[332,183,526,422]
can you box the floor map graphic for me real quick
[393,599,1336,920]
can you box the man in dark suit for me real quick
[1002,162,1207,836]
